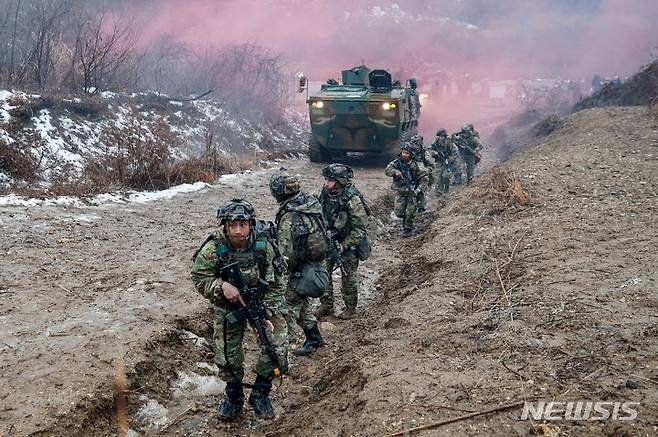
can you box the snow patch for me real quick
[0,181,209,207]
[171,370,226,399]
[196,362,219,373]
[0,90,13,122]
[135,396,169,429]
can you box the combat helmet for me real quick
[400,142,415,153]
[269,167,301,202]
[322,163,354,186]
[436,128,448,137]
[217,198,257,224]
[410,134,423,145]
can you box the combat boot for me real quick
[338,308,356,320]
[314,303,334,318]
[249,375,275,419]
[402,228,413,238]
[217,381,244,421]
[294,323,325,356]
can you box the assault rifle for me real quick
[220,262,283,379]
[397,159,417,192]
[434,148,450,168]
[326,230,347,275]
[454,134,477,155]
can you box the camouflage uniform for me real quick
[271,169,327,355]
[431,130,461,194]
[318,164,369,319]
[453,125,482,185]
[276,192,322,332]
[410,134,434,211]
[190,199,288,420]
[191,231,289,383]
[385,146,429,236]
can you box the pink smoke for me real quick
[126,0,658,135]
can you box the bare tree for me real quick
[68,10,136,94]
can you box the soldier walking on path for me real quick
[316,164,371,320]
[269,169,329,356]
[385,143,429,237]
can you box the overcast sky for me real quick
[128,0,658,80]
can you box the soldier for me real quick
[191,199,289,421]
[316,164,370,320]
[269,169,328,356]
[453,124,483,185]
[431,128,461,195]
[385,143,429,237]
[410,134,434,212]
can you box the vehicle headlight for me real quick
[382,102,397,110]
[312,101,324,108]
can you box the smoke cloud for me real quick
[127,0,658,134]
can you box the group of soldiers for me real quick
[191,164,370,421]
[385,123,483,237]
[188,124,481,422]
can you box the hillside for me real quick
[0,90,306,192]
[265,107,658,436]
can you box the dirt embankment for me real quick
[264,106,658,436]
[575,60,658,110]
[1,105,657,436]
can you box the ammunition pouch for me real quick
[290,262,329,298]
[226,308,247,324]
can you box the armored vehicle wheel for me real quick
[309,137,330,163]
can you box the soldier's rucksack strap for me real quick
[343,185,372,217]
[253,237,269,283]
[213,235,232,277]
[191,234,216,262]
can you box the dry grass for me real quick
[4,119,252,197]
[0,133,42,185]
[471,167,532,206]
[85,119,251,193]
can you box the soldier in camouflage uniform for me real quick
[385,143,429,237]
[431,128,461,195]
[191,199,289,421]
[269,169,327,356]
[453,124,482,185]
[316,164,370,320]
[410,134,434,212]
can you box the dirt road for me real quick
[0,158,404,436]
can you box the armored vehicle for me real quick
[302,65,420,162]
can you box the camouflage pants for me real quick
[213,304,289,383]
[320,251,360,309]
[426,166,435,188]
[393,192,417,230]
[433,165,452,193]
[416,190,427,211]
[285,286,317,332]
[463,154,476,184]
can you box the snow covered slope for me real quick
[0,90,307,189]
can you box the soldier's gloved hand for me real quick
[222,282,245,306]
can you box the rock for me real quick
[625,379,640,389]
[320,321,337,332]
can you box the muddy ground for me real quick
[1,105,658,436]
